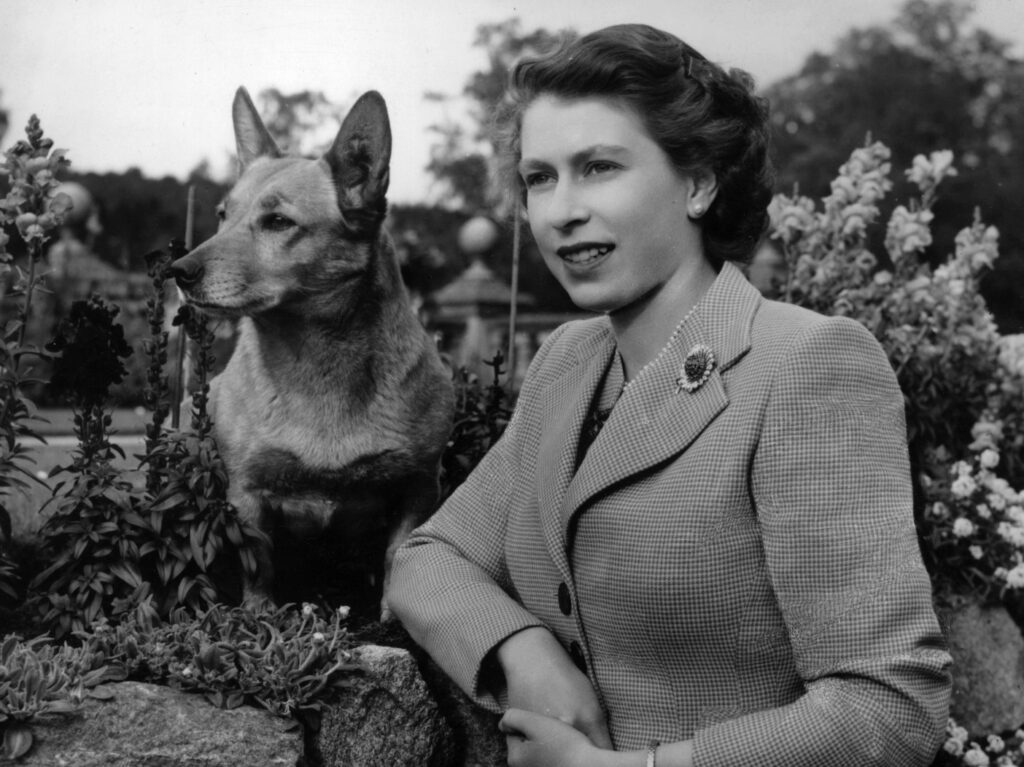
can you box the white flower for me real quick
[988,492,1008,511]
[337,605,351,620]
[969,545,984,560]
[987,734,1005,754]
[1008,506,1024,525]
[980,449,1000,469]
[302,603,316,618]
[977,504,992,520]
[952,460,973,477]
[312,631,326,644]
[952,474,978,498]
[953,517,976,538]
[964,743,991,766]
[930,501,950,519]
[1005,563,1024,589]
[943,738,965,756]
[997,522,1024,548]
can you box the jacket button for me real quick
[557,582,572,616]
[569,640,586,673]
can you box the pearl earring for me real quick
[691,203,704,217]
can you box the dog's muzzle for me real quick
[169,255,204,290]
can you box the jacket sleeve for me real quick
[693,315,952,767]
[387,324,570,712]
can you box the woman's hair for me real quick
[495,23,774,264]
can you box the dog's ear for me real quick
[325,91,391,235]
[232,87,282,170]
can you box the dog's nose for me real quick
[169,256,203,289]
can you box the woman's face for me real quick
[519,94,705,317]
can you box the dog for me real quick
[170,87,454,617]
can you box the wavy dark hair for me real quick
[494,23,774,264]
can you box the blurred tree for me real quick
[0,90,8,147]
[425,18,575,213]
[423,18,579,313]
[766,0,1024,331]
[256,88,348,158]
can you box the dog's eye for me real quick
[261,213,296,231]
[215,205,226,221]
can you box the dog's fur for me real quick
[170,88,454,615]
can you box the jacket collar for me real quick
[533,262,762,568]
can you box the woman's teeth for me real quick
[563,245,611,264]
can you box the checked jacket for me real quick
[388,262,952,766]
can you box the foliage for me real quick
[0,633,116,760]
[0,116,73,608]
[84,602,360,722]
[938,717,1024,766]
[27,244,262,638]
[765,0,1024,332]
[919,416,1024,600]
[0,601,361,760]
[440,351,513,502]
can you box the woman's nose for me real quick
[547,181,589,230]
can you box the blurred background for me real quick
[1,0,1023,401]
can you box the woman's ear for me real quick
[688,170,718,219]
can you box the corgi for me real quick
[170,87,454,617]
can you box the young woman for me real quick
[388,24,951,767]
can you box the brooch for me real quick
[676,344,715,393]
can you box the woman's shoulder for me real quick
[752,297,879,352]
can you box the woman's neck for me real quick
[610,257,718,384]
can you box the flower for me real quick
[987,735,1006,754]
[964,743,991,766]
[337,605,351,620]
[952,475,978,498]
[943,738,965,757]
[977,504,992,520]
[312,632,326,644]
[970,545,984,560]
[980,449,1000,469]
[302,603,316,618]
[953,517,976,538]
[1006,564,1024,589]
[930,501,950,519]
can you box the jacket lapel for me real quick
[561,263,761,536]
[535,325,616,580]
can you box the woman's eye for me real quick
[524,172,554,189]
[586,161,618,176]
[261,213,295,231]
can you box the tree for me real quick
[425,18,575,213]
[0,90,8,148]
[765,0,1024,330]
[422,19,579,313]
[256,88,348,158]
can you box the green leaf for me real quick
[2,722,33,759]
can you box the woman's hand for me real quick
[496,627,612,748]
[500,708,615,767]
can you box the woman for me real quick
[388,24,951,767]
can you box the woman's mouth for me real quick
[557,243,614,266]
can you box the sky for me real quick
[2,0,1022,205]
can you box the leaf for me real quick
[86,685,116,701]
[2,721,33,759]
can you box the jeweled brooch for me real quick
[676,344,715,393]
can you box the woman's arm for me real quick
[690,315,951,766]
[388,323,610,730]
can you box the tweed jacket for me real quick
[389,262,952,766]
